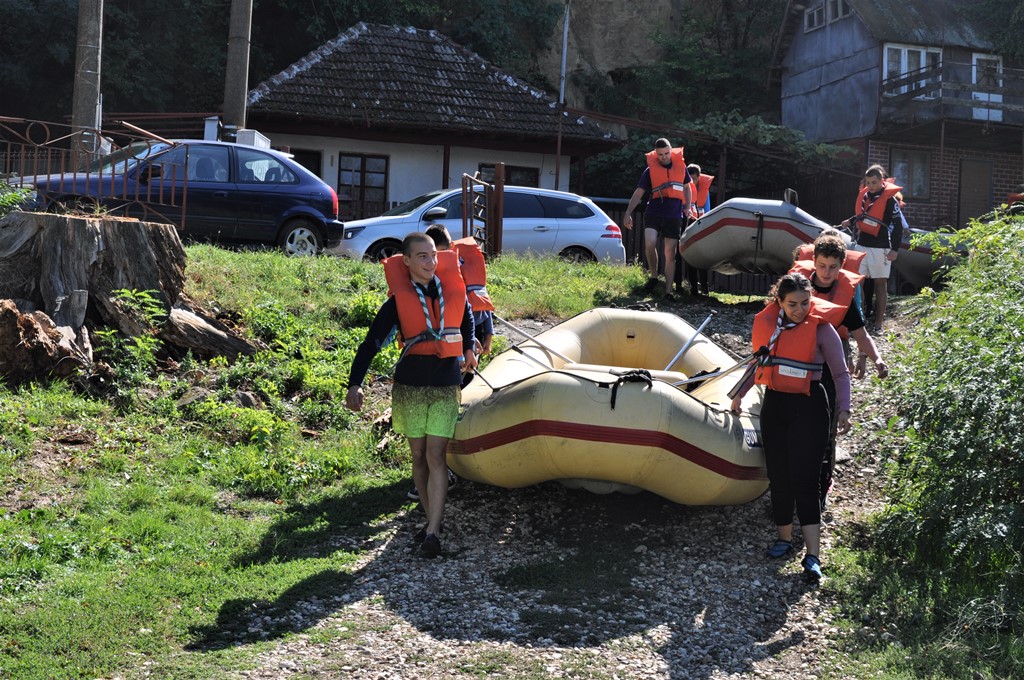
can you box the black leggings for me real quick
[760,385,830,527]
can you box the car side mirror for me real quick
[139,165,162,183]
[423,206,447,221]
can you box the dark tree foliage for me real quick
[0,0,78,120]
[961,0,1024,65]
[572,1,791,199]
[2,0,560,122]
[573,1,783,123]
[102,0,228,113]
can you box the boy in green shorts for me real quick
[346,232,477,557]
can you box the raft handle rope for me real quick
[610,369,653,410]
[664,310,716,371]
[751,211,765,274]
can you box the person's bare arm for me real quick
[623,187,645,230]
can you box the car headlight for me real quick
[344,226,365,240]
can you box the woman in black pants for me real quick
[730,273,852,581]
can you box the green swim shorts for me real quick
[391,383,461,439]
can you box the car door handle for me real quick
[213,191,228,198]
[533,226,550,232]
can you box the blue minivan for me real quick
[28,140,344,255]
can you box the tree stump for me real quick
[0,211,257,384]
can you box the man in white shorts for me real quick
[842,164,904,333]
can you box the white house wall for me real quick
[255,132,570,204]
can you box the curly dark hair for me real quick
[769,272,813,303]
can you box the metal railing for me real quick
[1,116,189,227]
[880,60,1024,122]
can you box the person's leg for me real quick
[699,269,710,295]
[418,384,461,551]
[685,253,698,294]
[423,434,449,535]
[793,383,830,573]
[409,436,430,513]
[802,523,821,558]
[674,250,686,291]
[874,277,888,325]
[761,391,797,538]
[644,228,660,282]
[662,237,678,295]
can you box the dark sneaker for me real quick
[643,277,659,292]
[413,523,443,544]
[801,554,823,582]
[766,539,795,559]
[407,468,459,501]
[420,533,442,558]
[663,292,676,302]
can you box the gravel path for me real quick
[228,296,900,679]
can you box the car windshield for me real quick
[87,141,173,174]
[379,189,449,217]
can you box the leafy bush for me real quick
[0,185,32,218]
[873,209,1024,663]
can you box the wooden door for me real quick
[958,158,993,227]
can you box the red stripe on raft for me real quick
[448,419,766,481]
[681,216,813,253]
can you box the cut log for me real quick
[161,303,256,360]
[0,211,257,382]
[0,299,85,380]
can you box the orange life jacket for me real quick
[452,237,495,312]
[789,260,864,339]
[691,173,715,214]
[854,182,903,237]
[383,250,466,359]
[645,148,689,201]
[793,243,865,275]
[751,297,840,395]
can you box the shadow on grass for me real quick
[186,479,409,651]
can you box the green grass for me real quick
[0,246,650,678]
[1,241,1018,678]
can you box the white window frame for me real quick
[883,43,942,99]
[972,53,1004,122]
[804,5,825,32]
[828,0,852,22]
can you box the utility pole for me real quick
[71,0,103,166]
[222,0,254,141]
[553,0,570,191]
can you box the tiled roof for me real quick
[247,23,618,146]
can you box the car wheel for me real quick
[279,219,323,256]
[559,246,597,264]
[366,239,403,261]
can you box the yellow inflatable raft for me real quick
[447,307,766,505]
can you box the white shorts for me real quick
[857,245,892,279]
